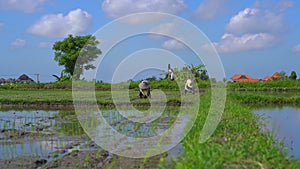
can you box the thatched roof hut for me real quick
[17,74,34,83]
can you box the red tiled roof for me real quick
[263,76,272,81]
[263,72,283,81]
[271,72,282,79]
[232,72,284,82]
[231,74,260,82]
[231,74,252,80]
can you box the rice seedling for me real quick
[83,154,90,168]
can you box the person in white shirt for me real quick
[168,64,174,80]
[184,79,194,94]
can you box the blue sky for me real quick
[0,0,299,82]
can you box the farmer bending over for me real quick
[139,80,151,98]
[184,79,194,94]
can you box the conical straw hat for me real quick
[139,80,150,90]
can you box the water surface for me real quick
[255,107,300,158]
[0,108,182,162]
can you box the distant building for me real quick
[262,72,283,81]
[231,74,261,82]
[17,74,34,83]
[0,74,34,84]
[231,72,284,82]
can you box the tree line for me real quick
[52,34,298,82]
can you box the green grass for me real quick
[228,91,300,105]
[0,79,210,90]
[163,91,300,168]
[2,79,300,91]
[0,89,184,107]
[228,80,300,91]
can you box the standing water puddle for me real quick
[0,110,58,131]
[255,107,300,158]
[0,108,183,168]
[0,140,75,159]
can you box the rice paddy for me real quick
[0,86,300,168]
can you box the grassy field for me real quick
[164,92,300,168]
[0,79,209,90]
[227,80,300,91]
[229,91,300,105]
[1,80,300,106]
[1,79,300,91]
[1,85,300,168]
[0,89,184,108]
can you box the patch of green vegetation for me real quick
[0,90,73,104]
[0,78,210,90]
[228,80,300,91]
[229,91,300,105]
[162,91,300,168]
[0,89,185,107]
[2,78,300,92]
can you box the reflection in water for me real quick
[0,110,87,160]
[255,107,300,158]
[0,140,75,159]
[0,109,184,161]
[101,109,178,138]
[0,110,58,131]
[76,105,193,158]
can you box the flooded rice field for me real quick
[0,108,182,168]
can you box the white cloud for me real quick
[38,42,52,48]
[253,0,294,12]
[150,22,186,50]
[292,44,300,52]
[225,8,285,35]
[210,33,278,53]
[194,0,228,19]
[0,0,45,13]
[150,22,177,38]
[10,38,26,49]
[27,9,92,38]
[162,39,185,50]
[211,1,292,54]
[150,22,187,50]
[102,0,187,19]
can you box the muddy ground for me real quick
[0,109,178,169]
